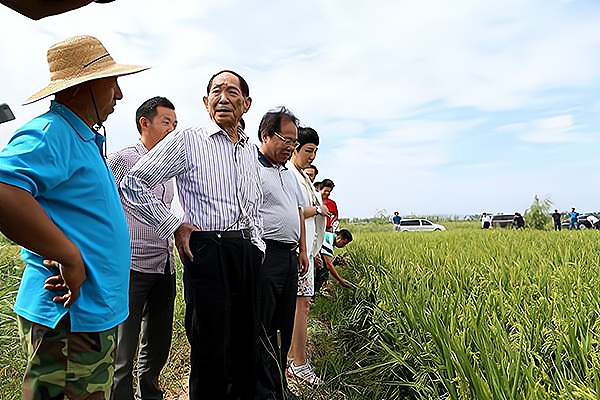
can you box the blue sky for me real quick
[0,0,598,218]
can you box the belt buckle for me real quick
[241,229,250,239]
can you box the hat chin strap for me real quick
[89,86,107,157]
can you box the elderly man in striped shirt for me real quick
[121,70,264,400]
[108,96,178,400]
[255,107,309,400]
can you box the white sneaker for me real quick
[286,361,322,385]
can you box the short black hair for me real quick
[135,96,175,133]
[337,229,353,242]
[257,106,299,142]
[320,178,335,190]
[207,70,250,97]
[297,126,319,150]
[305,164,319,175]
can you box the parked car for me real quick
[398,219,446,232]
[491,214,515,228]
[561,213,600,230]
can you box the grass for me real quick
[308,223,600,399]
[3,223,600,399]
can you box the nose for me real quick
[218,92,229,103]
[114,80,123,100]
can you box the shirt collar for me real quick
[50,100,97,142]
[258,150,288,170]
[135,140,148,155]
[207,119,249,145]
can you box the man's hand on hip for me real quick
[43,252,86,307]
[175,222,199,263]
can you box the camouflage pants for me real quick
[18,316,117,400]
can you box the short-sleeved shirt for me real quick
[320,232,335,259]
[570,212,579,222]
[258,151,305,243]
[324,198,338,230]
[0,101,131,332]
[551,212,562,223]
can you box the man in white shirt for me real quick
[121,70,263,400]
[255,107,309,400]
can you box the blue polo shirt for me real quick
[0,101,131,332]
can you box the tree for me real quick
[524,195,552,230]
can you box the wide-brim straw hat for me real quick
[24,35,149,105]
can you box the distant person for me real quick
[319,178,339,232]
[314,229,353,294]
[304,164,318,182]
[0,35,147,400]
[481,213,491,229]
[587,214,600,230]
[551,209,562,231]
[392,211,402,231]
[513,212,525,229]
[569,208,579,230]
[109,97,178,400]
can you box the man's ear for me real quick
[243,96,252,113]
[139,116,149,130]
[203,96,209,111]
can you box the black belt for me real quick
[264,239,298,252]
[192,229,251,240]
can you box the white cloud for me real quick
[1,0,599,216]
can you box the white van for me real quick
[398,218,446,232]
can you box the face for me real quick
[142,106,178,143]
[203,72,251,131]
[320,185,332,199]
[292,143,318,170]
[304,167,316,182]
[261,118,298,165]
[87,77,123,123]
[335,237,350,248]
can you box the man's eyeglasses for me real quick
[273,131,299,148]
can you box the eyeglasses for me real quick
[273,131,299,148]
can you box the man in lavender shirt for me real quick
[108,97,178,400]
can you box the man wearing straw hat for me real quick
[0,35,148,400]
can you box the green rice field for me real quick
[2,222,600,399]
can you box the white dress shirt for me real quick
[121,121,265,252]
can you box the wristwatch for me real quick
[315,206,322,215]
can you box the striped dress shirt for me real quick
[120,121,265,252]
[108,141,175,274]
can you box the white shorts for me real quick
[297,255,315,297]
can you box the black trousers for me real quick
[255,241,299,400]
[183,232,262,400]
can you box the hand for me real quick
[338,278,351,288]
[321,204,333,218]
[314,255,323,269]
[43,255,86,307]
[298,249,309,276]
[174,223,199,263]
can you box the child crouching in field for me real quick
[314,229,353,294]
